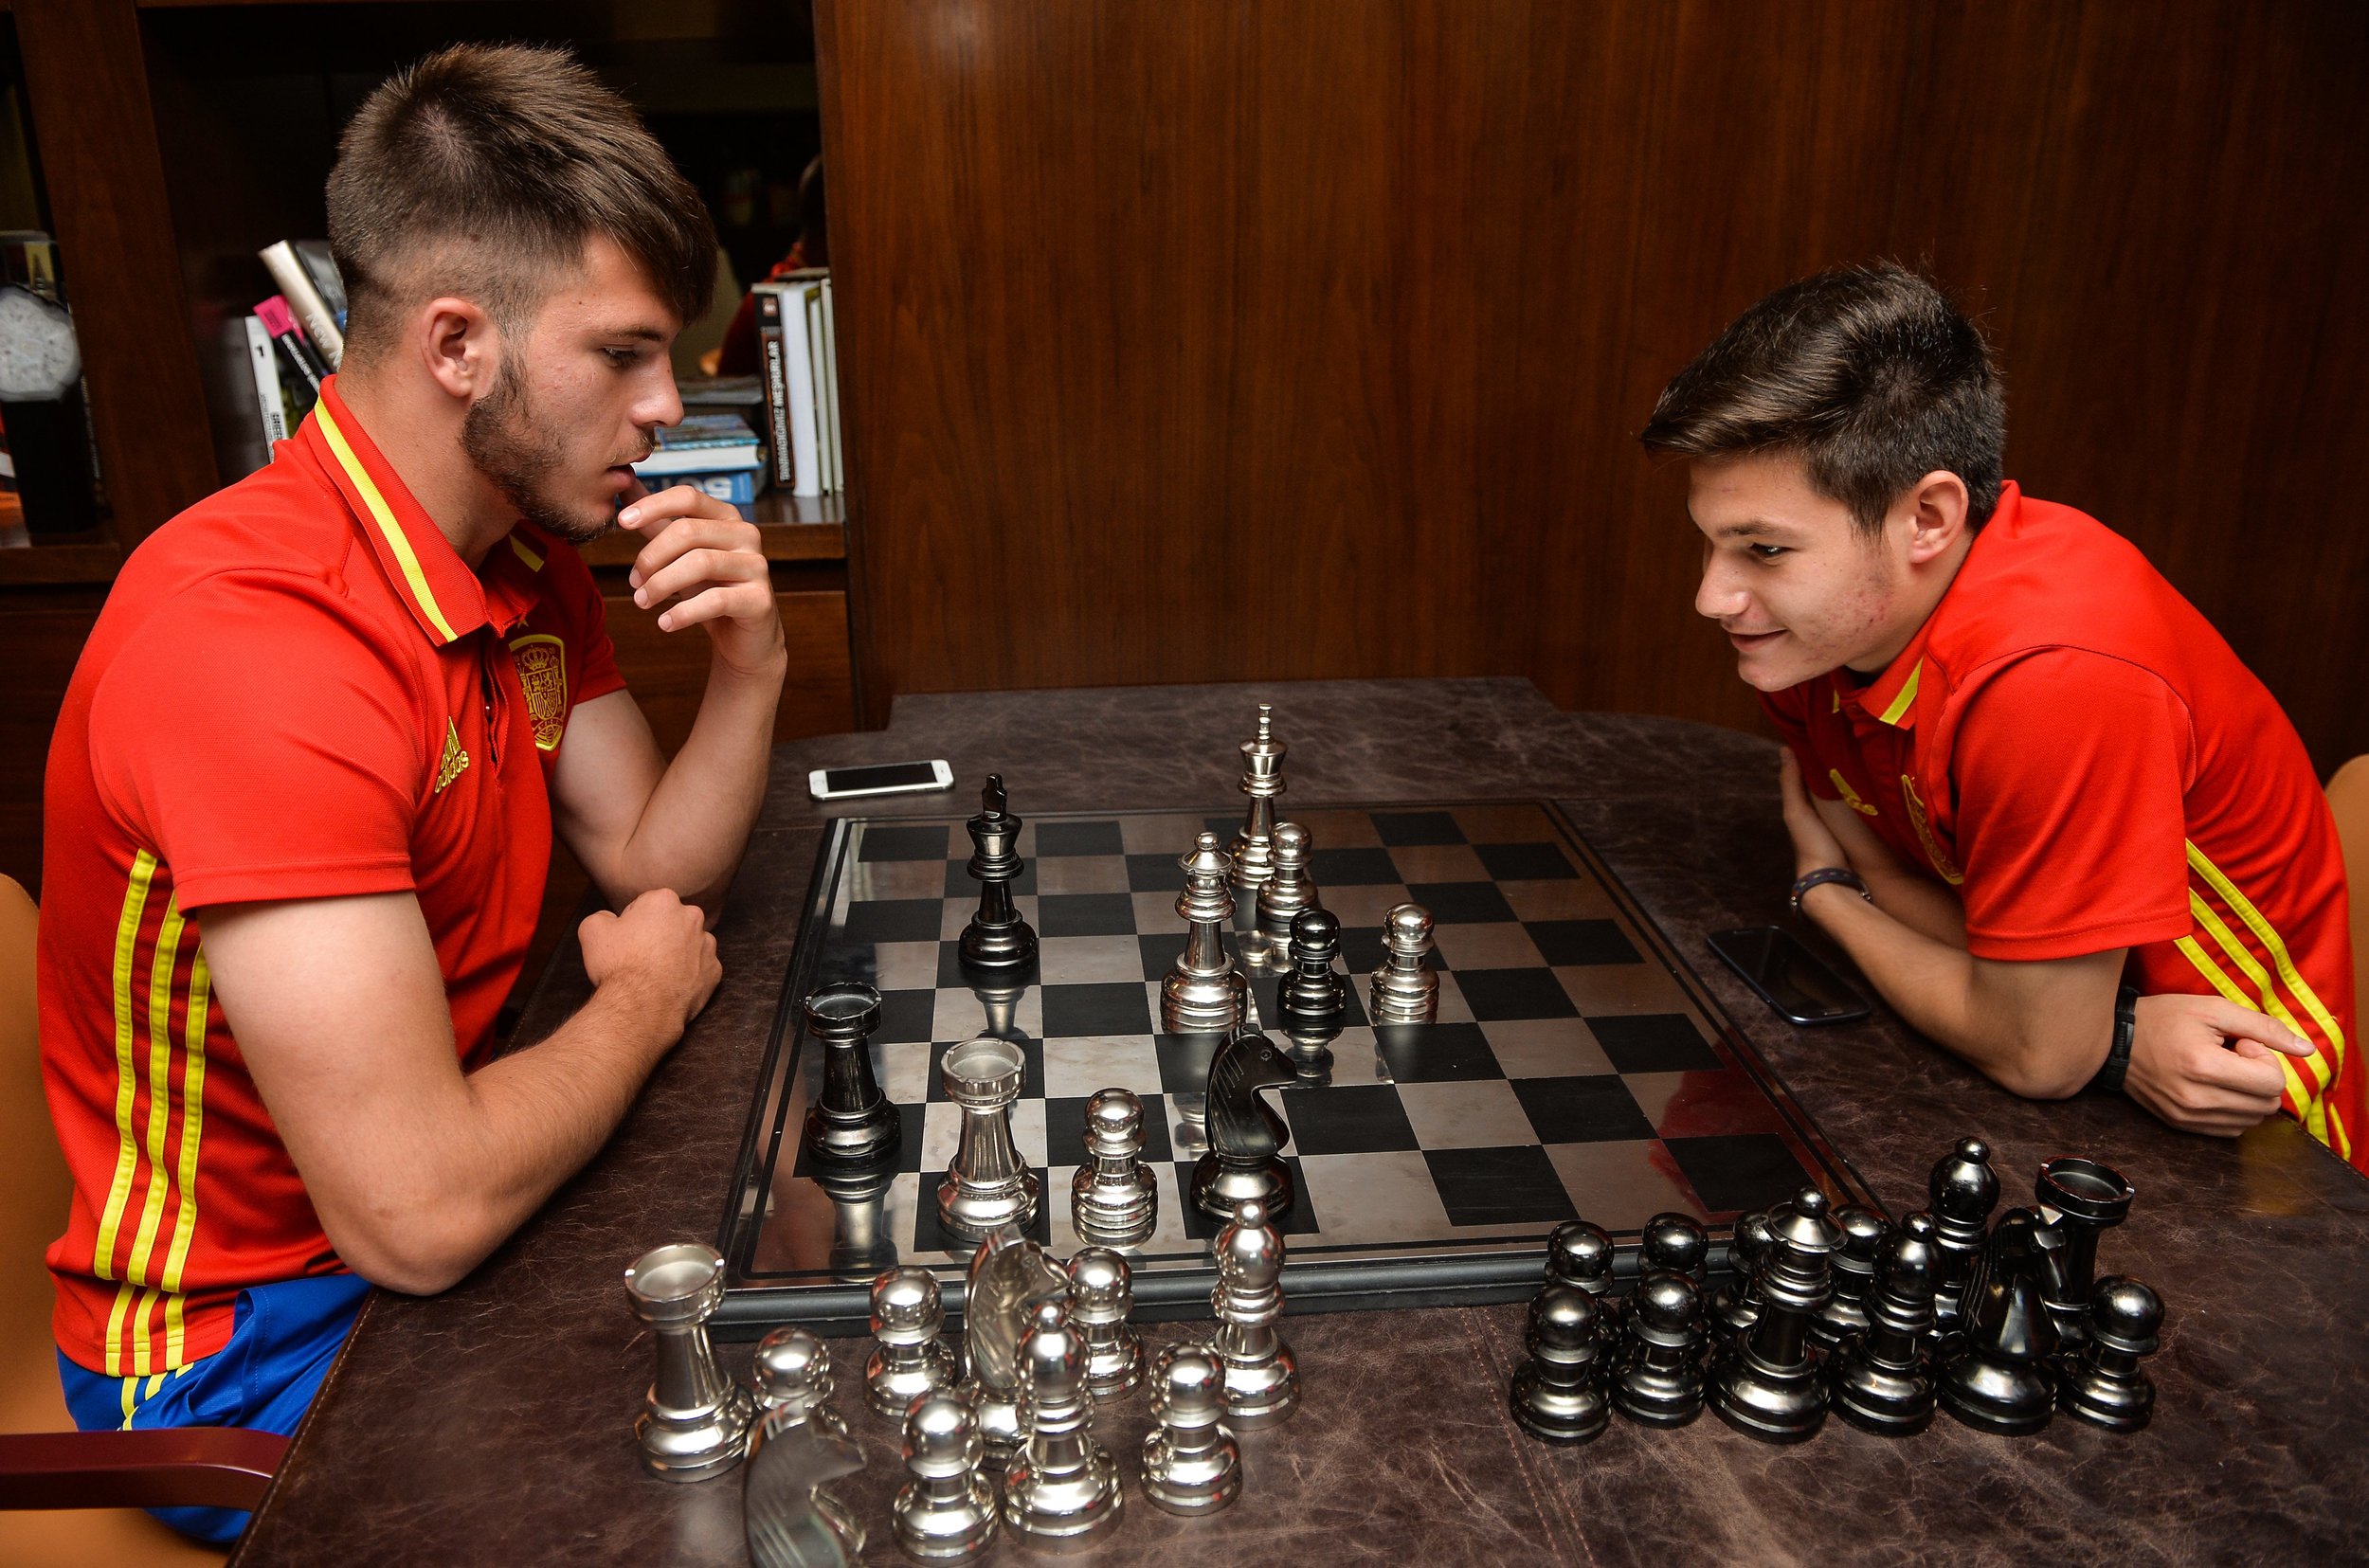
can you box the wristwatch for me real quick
[1789,867,1871,918]
[2089,985,2141,1094]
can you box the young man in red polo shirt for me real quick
[1641,263,2360,1171]
[39,47,786,1540]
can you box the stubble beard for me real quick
[461,359,614,546]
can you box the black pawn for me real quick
[1707,1208,1774,1343]
[2056,1275,2161,1433]
[1811,1205,1890,1351]
[803,982,900,1167]
[1546,1219,1619,1335]
[2035,1156,2135,1347]
[1938,1208,2060,1436]
[1275,909,1348,1031]
[1510,1286,1610,1444]
[1612,1271,1707,1427]
[1833,1211,1941,1436]
[1641,1212,1709,1285]
[958,774,1038,972]
[1710,1188,1842,1444]
[1928,1137,2000,1338]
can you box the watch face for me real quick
[0,284,81,400]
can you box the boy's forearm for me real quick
[613,650,785,912]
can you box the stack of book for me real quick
[632,413,767,520]
[751,268,843,499]
[239,240,345,448]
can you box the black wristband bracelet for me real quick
[2089,985,2140,1094]
[1789,867,1871,918]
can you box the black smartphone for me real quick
[1707,926,1872,1026]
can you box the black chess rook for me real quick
[802,982,899,1169]
[2034,1155,2135,1347]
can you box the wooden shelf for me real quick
[574,496,845,569]
[0,524,123,586]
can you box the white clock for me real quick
[0,283,82,401]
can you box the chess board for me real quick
[714,800,1873,1335]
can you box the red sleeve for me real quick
[1948,649,2196,961]
[542,542,627,710]
[89,571,425,911]
[1760,683,1840,800]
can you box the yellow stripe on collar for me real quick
[316,401,460,643]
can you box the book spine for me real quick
[260,241,345,369]
[242,315,289,444]
[784,283,823,498]
[820,277,845,495]
[753,284,796,487]
[804,285,835,494]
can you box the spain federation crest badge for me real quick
[510,633,570,752]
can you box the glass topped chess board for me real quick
[714,801,1873,1335]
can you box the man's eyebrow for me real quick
[1709,518,1791,540]
[600,324,670,343]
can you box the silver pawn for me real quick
[892,1392,999,1564]
[1256,822,1321,963]
[752,1325,849,1439]
[961,1226,1069,1462]
[867,1267,958,1418]
[626,1242,759,1482]
[1225,703,1287,892]
[1140,1345,1242,1516]
[1210,1198,1299,1428]
[1002,1299,1125,1546]
[1368,903,1439,1024]
[1068,1248,1146,1399]
[1070,1087,1158,1246]
[1163,832,1248,1032]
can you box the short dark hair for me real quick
[1640,263,2005,534]
[327,44,716,363]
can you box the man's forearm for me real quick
[1799,883,2100,1094]
[614,650,786,911]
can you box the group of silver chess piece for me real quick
[1164,704,1440,1038]
[1509,1140,2163,1448]
[624,1199,1301,1565]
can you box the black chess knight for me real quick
[958,775,1038,972]
[1192,1027,1298,1220]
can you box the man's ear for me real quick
[415,296,497,403]
[1903,470,1971,567]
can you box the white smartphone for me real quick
[806,759,955,801]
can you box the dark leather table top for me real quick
[230,678,2369,1566]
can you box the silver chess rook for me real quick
[938,1035,1040,1242]
[625,1242,759,1483]
[1140,1345,1242,1516]
[1225,703,1287,892]
[1001,1299,1125,1548]
[1070,1087,1157,1246]
[1210,1198,1299,1428]
[1162,832,1248,1032]
[1368,902,1440,1024]
[867,1267,959,1417]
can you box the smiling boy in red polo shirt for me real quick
[39,47,790,1542]
[1641,263,2359,1170]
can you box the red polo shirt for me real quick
[40,376,624,1378]
[1766,483,2359,1171]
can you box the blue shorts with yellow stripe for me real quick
[56,1272,370,1545]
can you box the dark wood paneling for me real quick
[595,586,854,755]
[820,0,2369,771]
[13,0,218,542]
[0,594,102,896]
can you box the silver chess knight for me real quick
[1140,1344,1242,1516]
[1162,832,1248,1032]
[866,1267,958,1417]
[938,1035,1040,1242]
[1209,1199,1299,1428]
[960,1226,1071,1460]
[1001,1298,1125,1547]
[746,1328,863,1567]
[625,1242,759,1483]
[1225,703,1287,892]
[1070,1087,1158,1247]
[1368,902,1440,1024]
